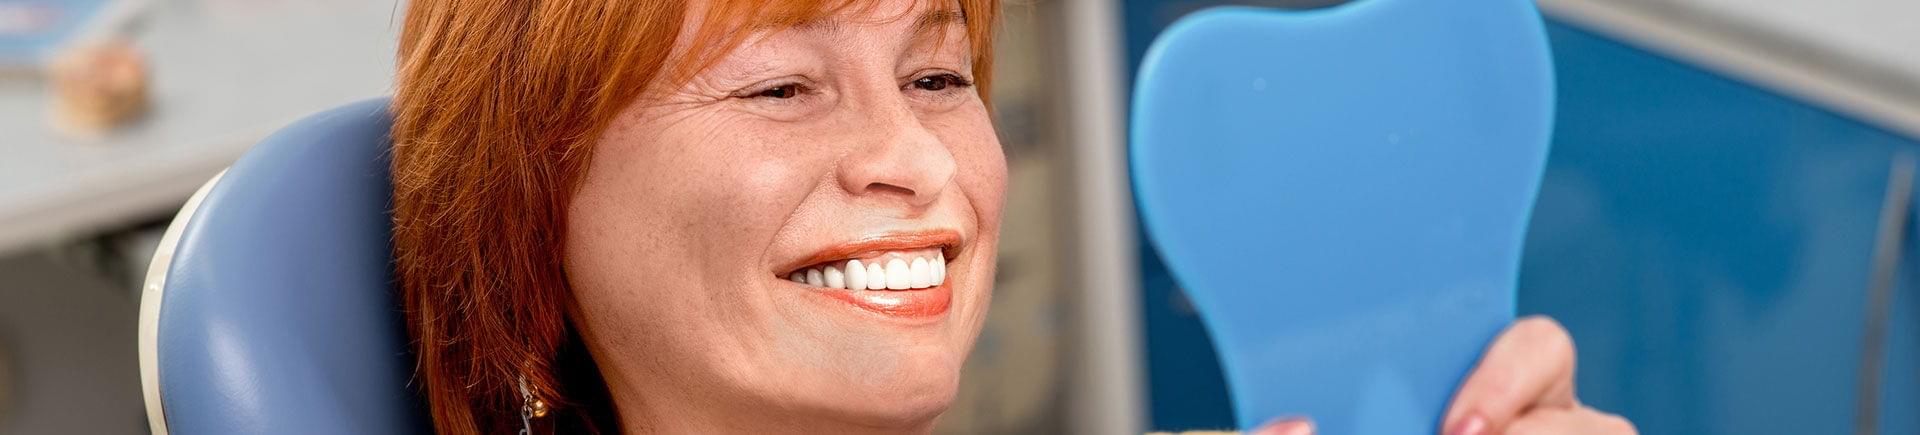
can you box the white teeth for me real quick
[909,258,931,288]
[805,268,824,287]
[886,259,911,290]
[823,266,845,289]
[931,253,946,285]
[866,261,888,290]
[793,254,945,290]
[846,260,867,290]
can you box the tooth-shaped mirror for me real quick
[1128,0,1554,432]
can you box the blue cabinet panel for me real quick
[1521,21,1917,434]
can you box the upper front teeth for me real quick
[789,252,947,291]
[824,266,845,288]
[864,260,886,290]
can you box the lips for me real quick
[778,230,961,319]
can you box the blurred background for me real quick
[1,0,1917,434]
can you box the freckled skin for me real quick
[560,1,1006,433]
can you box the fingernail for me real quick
[1252,418,1315,435]
[1445,414,1486,435]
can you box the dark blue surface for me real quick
[157,98,429,434]
[1129,1,1552,431]
[1521,22,1918,435]
[1124,3,1920,434]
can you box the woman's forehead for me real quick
[781,2,965,33]
[666,0,969,82]
[703,0,963,35]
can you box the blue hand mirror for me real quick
[1128,0,1555,432]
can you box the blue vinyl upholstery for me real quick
[1129,0,1554,432]
[145,98,428,434]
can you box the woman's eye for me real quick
[754,83,804,99]
[911,74,973,92]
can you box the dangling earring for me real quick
[517,375,548,435]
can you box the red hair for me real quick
[389,0,997,432]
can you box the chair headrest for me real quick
[141,98,431,434]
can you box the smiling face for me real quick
[561,0,1006,432]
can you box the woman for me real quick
[389,0,1636,434]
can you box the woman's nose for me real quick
[836,107,957,209]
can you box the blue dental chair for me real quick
[137,98,428,434]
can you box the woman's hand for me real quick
[1249,316,1636,435]
[1438,316,1634,435]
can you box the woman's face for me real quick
[564,0,1005,431]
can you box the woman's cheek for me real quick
[678,145,831,290]
[703,139,823,227]
[947,115,1009,222]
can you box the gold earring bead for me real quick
[529,398,549,418]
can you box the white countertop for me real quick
[0,0,398,254]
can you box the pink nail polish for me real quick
[1446,414,1487,435]
[1253,418,1315,435]
[1280,420,1316,435]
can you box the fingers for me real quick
[1504,407,1637,435]
[1443,316,1580,435]
[1251,418,1315,435]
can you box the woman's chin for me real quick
[785,345,964,430]
[742,271,987,429]
[822,368,960,430]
